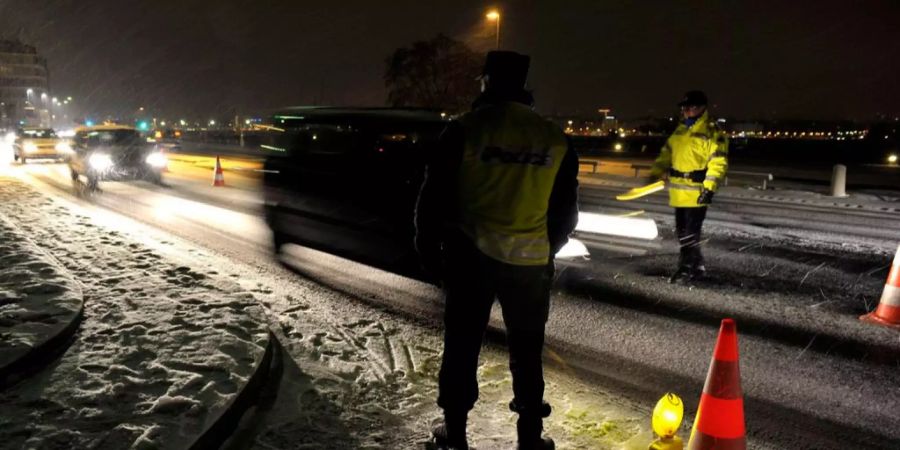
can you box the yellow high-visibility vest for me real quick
[456,102,569,265]
[650,112,729,207]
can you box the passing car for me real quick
[68,125,167,190]
[13,127,72,163]
[262,107,593,284]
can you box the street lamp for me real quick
[486,10,501,49]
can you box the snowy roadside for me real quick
[0,213,83,387]
[570,172,900,354]
[0,177,271,449]
[8,170,666,449]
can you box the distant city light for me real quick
[614,143,623,151]
[209,119,216,126]
[138,121,149,131]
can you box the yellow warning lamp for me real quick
[649,393,684,450]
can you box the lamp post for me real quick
[486,10,501,49]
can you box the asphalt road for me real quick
[9,160,900,450]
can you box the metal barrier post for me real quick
[830,164,847,197]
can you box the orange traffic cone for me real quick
[688,319,746,450]
[212,156,225,187]
[860,244,900,329]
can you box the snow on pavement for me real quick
[0,213,83,385]
[0,177,270,449]
[9,169,658,448]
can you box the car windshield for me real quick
[78,130,141,148]
[21,129,56,139]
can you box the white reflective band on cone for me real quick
[880,285,900,307]
[575,212,659,240]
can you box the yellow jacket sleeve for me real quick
[703,133,729,191]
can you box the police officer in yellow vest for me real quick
[415,51,578,450]
[649,90,728,284]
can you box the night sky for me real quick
[1,0,898,121]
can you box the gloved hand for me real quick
[697,188,715,205]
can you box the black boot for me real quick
[516,416,555,450]
[510,400,554,450]
[431,413,469,450]
[668,265,692,284]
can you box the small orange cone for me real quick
[860,244,900,329]
[212,156,225,187]
[688,319,746,450]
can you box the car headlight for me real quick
[555,238,590,259]
[889,154,898,164]
[89,153,113,171]
[145,152,167,168]
[55,142,73,154]
[24,142,38,153]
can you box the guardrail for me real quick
[631,163,651,177]
[724,170,774,190]
[578,160,602,173]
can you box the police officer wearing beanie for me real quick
[415,51,579,450]
[648,91,729,283]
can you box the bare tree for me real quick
[384,34,483,112]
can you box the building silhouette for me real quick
[0,39,50,130]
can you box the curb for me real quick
[189,331,276,450]
[0,216,85,390]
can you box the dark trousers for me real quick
[675,206,708,268]
[437,232,553,417]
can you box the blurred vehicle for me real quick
[262,107,592,283]
[68,125,167,190]
[12,127,72,163]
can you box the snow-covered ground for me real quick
[0,171,656,449]
[0,212,83,386]
[7,156,900,448]
[0,177,271,449]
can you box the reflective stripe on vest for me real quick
[456,102,568,265]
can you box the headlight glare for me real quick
[145,152,168,168]
[89,153,113,171]
[55,142,73,153]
